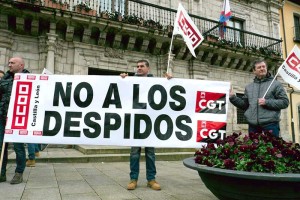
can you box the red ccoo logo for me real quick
[11,82,32,129]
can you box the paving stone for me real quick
[21,188,61,200]
[3,148,218,200]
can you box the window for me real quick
[294,14,300,42]
[236,93,247,124]
[227,18,244,46]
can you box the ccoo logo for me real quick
[11,82,32,129]
[286,52,300,74]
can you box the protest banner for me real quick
[4,74,230,148]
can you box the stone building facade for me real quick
[0,0,291,140]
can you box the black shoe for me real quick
[10,173,23,184]
[0,174,6,182]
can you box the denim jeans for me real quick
[129,147,157,181]
[27,144,39,160]
[0,117,26,175]
[248,122,280,137]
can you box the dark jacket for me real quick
[229,73,289,126]
[0,69,30,118]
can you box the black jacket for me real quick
[0,69,30,118]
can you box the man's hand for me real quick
[164,72,173,80]
[258,98,266,106]
[120,73,128,78]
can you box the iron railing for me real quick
[5,0,282,55]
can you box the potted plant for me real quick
[100,10,109,19]
[109,11,122,22]
[183,131,300,200]
[205,34,219,42]
[74,2,96,16]
[44,0,68,10]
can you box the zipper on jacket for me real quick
[257,80,261,125]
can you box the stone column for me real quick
[46,33,57,73]
[31,19,39,36]
[16,17,24,33]
[45,23,57,73]
[0,14,8,29]
[82,28,91,44]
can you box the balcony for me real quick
[0,0,283,71]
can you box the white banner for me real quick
[278,45,300,90]
[4,74,230,148]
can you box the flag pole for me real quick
[262,67,282,98]
[167,32,175,74]
[0,142,5,174]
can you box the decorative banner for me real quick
[5,74,230,148]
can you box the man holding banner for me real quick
[120,59,173,191]
[0,56,29,184]
[229,59,289,137]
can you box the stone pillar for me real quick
[16,17,24,33]
[0,14,8,29]
[46,33,57,73]
[113,34,122,49]
[31,19,39,36]
[98,31,107,46]
[82,28,91,44]
[66,25,74,42]
[127,37,136,50]
[140,39,149,52]
[0,30,13,69]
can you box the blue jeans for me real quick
[249,122,280,137]
[129,147,157,181]
[27,144,39,160]
[0,117,26,175]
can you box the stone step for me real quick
[75,145,196,155]
[8,145,197,163]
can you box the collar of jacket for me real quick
[253,72,272,83]
[2,69,30,79]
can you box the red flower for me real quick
[224,159,235,169]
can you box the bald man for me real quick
[0,57,30,184]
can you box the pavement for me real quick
[1,147,218,200]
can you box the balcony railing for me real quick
[5,0,282,56]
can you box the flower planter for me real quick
[183,157,300,200]
[74,6,96,16]
[16,0,40,5]
[44,0,68,10]
[206,35,218,42]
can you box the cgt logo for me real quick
[195,91,226,114]
[286,52,300,74]
[11,82,32,129]
[196,120,226,142]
